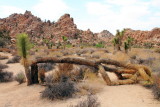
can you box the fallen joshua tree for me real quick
[27,57,153,86]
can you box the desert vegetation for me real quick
[0,11,160,107]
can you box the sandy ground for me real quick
[0,52,160,107]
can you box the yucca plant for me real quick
[126,36,134,51]
[124,42,129,53]
[123,36,134,53]
[112,29,125,51]
[16,33,32,85]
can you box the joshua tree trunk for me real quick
[115,44,121,51]
[30,57,153,85]
[23,59,32,85]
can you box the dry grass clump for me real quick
[41,76,76,100]
[45,73,54,85]
[70,94,100,107]
[7,55,21,63]
[0,63,8,69]
[15,72,25,84]
[38,63,54,72]
[152,73,160,100]
[0,69,13,82]
[154,48,160,53]
[45,64,85,85]
[53,63,74,82]
[53,63,85,82]
[77,82,103,96]
[0,55,8,60]
[76,71,104,96]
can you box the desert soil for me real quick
[0,52,160,107]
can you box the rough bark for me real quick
[29,57,153,86]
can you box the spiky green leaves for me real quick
[16,33,31,59]
[62,36,68,41]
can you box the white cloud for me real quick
[86,2,111,15]
[105,0,138,6]
[0,6,24,18]
[32,0,69,21]
[151,0,160,7]
[84,1,159,34]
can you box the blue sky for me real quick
[0,0,160,34]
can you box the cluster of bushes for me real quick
[7,55,21,63]
[41,76,76,100]
[0,69,13,82]
[15,72,25,84]
[143,42,154,49]
[0,63,8,69]
[38,63,54,72]
[0,63,13,82]
[50,63,84,83]
[95,42,105,48]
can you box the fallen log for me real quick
[29,57,153,85]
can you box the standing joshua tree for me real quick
[124,36,134,53]
[112,29,125,51]
[16,33,32,85]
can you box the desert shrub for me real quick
[54,63,73,82]
[38,68,45,84]
[54,64,87,82]
[66,44,72,48]
[38,63,54,72]
[130,56,155,66]
[144,42,154,49]
[15,72,25,84]
[95,42,105,48]
[154,48,160,53]
[70,94,100,107]
[0,63,8,69]
[152,73,160,100]
[0,70,13,82]
[76,49,89,55]
[45,73,54,85]
[0,38,6,48]
[41,76,76,100]
[7,55,21,63]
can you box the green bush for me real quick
[15,72,25,84]
[95,42,105,48]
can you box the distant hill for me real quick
[0,10,160,48]
[0,10,113,47]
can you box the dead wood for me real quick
[29,57,153,86]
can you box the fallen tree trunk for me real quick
[29,57,153,86]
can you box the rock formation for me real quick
[0,10,113,47]
[124,28,160,47]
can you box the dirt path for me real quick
[98,84,160,107]
[0,53,160,107]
